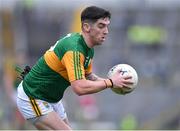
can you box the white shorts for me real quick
[16,82,67,120]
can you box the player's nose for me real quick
[104,27,109,35]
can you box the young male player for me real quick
[17,6,133,130]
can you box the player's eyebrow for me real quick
[98,23,106,26]
[98,22,110,27]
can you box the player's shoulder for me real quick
[60,33,81,42]
[58,33,84,50]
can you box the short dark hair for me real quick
[81,6,111,23]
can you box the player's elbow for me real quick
[71,79,88,96]
[72,86,85,96]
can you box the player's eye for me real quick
[98,23,105,29]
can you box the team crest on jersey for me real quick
[42,101,50,109]
[84,56,91,69]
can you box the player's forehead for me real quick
[96,17,110,25]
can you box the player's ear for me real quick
[82,22,91,32]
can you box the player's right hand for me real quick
[110,70,134,88]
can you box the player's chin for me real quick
[96,42,103,46]
[95,39,106,45]
[98,39,105,44]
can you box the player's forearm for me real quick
[71,79,110,95]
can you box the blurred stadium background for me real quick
[0,0,180,130]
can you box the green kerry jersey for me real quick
[23,33,94,103]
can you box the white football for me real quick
[107,64,138,95]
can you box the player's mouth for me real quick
[101,36,106,41]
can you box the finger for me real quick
[123,75,132,80]
[122,84,132,89]
[113,69,122,75]
[122,79,134,84]
[113,85,123,88]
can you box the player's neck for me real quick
[81,32,94,48]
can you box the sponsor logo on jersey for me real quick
[84,56,91,69]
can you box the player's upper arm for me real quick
[61,51,86,81]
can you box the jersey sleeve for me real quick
[61,51,86,82]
